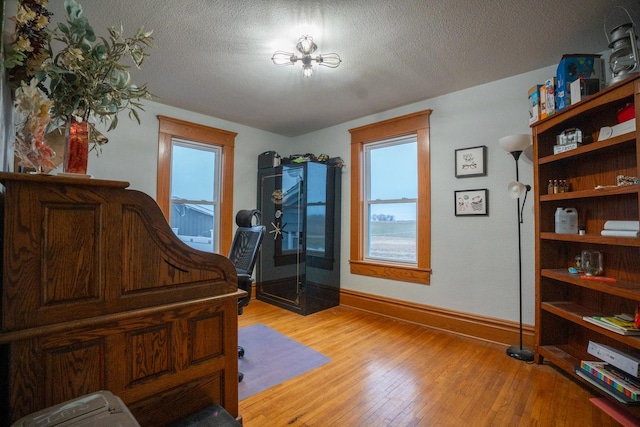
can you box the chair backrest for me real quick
[228,209,265,276]
[228,225,265,275]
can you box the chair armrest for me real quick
[237,273,253,293]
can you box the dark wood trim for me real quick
[340,288,534,347]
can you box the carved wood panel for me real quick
[0,173,241,426]
[43,203,103,305]
[3,297,238,425]
[1,175,237,332]
[44,339,106,406]
[128,324,173,385]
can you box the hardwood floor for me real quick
[238,300,618,427]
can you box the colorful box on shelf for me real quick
[544,77,556,118]
[556,54,604,111]
[528,85,542,125]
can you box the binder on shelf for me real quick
[588,341,640,377]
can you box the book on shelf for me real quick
[583,315,640,335]
[605,364,640,389]
[575,367,640,405]
[580,360,640,400]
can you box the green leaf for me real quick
[130,108,141,124]
[65,0,83,20]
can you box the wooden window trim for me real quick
[349,110,432,284]
[157,115,237,254]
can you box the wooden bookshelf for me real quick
[532,75,640,418]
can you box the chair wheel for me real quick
[239,372,244,382]
[238,345,244,359]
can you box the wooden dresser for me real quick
[0,172,242,426]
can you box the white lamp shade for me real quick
[499,134,532,153]
[507,181,531,199]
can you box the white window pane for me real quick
[370,140,417,200]
[170,139,221,253]
[171,202,216,252]
[367,203,416,262]
[171,144,217,202]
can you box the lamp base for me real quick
[506,345,535,362]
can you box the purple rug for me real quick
[238,324,330,400]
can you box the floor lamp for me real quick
[499,134,535,362]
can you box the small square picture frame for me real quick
[455,145,487,178]
[455,189,489,216]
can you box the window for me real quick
[349,110,431,284]
[169,140,221,252]
[365,136,417,263]
[157,116,236,254]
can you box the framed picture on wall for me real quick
[455,145,487,178]
[455,189,488,216]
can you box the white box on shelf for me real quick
[598,119,637,141]
[588,341,640,377]
[570,79,582,105]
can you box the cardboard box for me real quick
[545,77,556,117]
[528,85,542,124]
[569,78,582,105]
[556,54,604,110]
[540,84,547,119]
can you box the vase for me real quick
[63,118,90,175]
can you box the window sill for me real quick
[349,260,431,284]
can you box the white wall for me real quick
[81,65,559,326]
[291,65,557,325]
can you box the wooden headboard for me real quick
[0,172,243,426]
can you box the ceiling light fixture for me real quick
[272,35,341,77]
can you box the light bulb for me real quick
[272,51,296,66]
[297,36,317,55]
[318,53,342,68]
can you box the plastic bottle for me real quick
[555,207,578,234]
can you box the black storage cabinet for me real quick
[256,160,341,315]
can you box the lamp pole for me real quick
[506,150,535,362]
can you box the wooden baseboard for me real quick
[339,289,534,348]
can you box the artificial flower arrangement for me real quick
[4,0,154,171]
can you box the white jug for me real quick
[555,207,578,234]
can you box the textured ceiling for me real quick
[41,0,636,137]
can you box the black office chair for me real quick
[228,209,265,382]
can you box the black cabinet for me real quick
[256,161,341,315]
